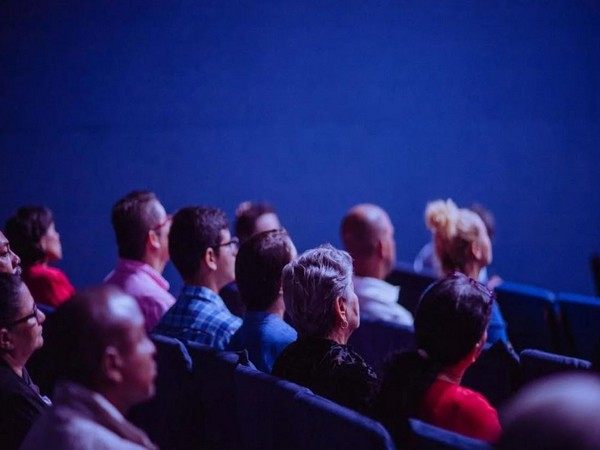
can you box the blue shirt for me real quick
[487,302,509,345]
[228,311,297,373]
[154,285,242,350]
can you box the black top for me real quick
[0,357,49,450]
[272,337,379,414]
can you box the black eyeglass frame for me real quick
[212,236,240,251]
[4,304,39,329]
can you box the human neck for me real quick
[325,327,349,345]
[1,354,24,378]
[436,365,465,385]
[353,258,387,280]
[141,253,166,274]
[185,273,219,294]
[264,296,285,319]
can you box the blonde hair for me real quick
[425,199,486,274]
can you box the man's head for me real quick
[340,204,396,279]
[51,285,156,414]
[169,206,237,291]
[235,201,281,244]
[235,229,297,312]
[0,231,21,276]
[111,191,171,271]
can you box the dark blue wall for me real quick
[2,1,599,295]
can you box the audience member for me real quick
[20,285,158,450]
[341,204,413,326]
[228,229,298,372]
[415,202,500,288]
[104,191,175,331]
[221,201,282,317]
[0,231,22,275]
[5,206,74,307]
[272,244,378,414]
[0,273,49,450]
[424,198,509,344]
[372,273,500,444]
[154,206,242,349]
[498,373,600,450]
[235,201,281,244]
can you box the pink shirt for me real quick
[104,259,175,332]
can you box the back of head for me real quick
[4,206,53,267]
[50,285,135,388]
[235,229,295,311]
[169,206,228,280]
[499,373,600,450]
[111,190,162,261]
[282,244,352,338]
[340,203,388,259]
[374,273,493,440]
[425,199,486,274]
[235,201,278,244]
[0,272,22,328]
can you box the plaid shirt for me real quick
[153,285,242,350]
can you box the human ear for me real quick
[147,230,161,250]
[335,297,349,329]
[102,346,124,384]
[0,328,13,351]
[204,247,218,271]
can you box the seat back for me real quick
[462,340,520,407]
[408,419,492,450]
[556,292,600,360]
[386,263,437,315]
[519,348,591,385]
[128,334,199,450]
[348,318,415,373]
[494,282,559,353]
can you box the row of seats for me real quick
[130,334,498,450]
[386,264,600,359]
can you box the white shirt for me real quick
[353,275,414,326]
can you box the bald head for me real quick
[341,204,396,278]
[51,285,145,388]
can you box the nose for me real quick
[11,250,20,268]
[37,308,46,324]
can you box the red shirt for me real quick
[22,264,75,308]
[418,379,501,443]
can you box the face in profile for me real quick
[0,232,21,275]
[380,212,397,274]
[116,298,157,405]
[254,212,281,235]
[40,222,63,262]
[150,199,172,265]
[216,228,238,289]
[474,217,493,267]
[6,283,45,358]
[345,282,361,334]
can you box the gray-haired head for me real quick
[282,244,353,338]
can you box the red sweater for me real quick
[418,379,501,442]
[22,264,75,308]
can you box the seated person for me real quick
[424,199,508,344]
[20,285,158,450]
[104,191,175,331]
[228,229,298,372]
[341,204,413,326]
[0,273,50,450]
[0,231,22,275]
[221,201,282,317]
[499,373,600,450]
[154,206,241,349]
[272,244,378,414]
[5,206,74,307]
[372,273,501,444]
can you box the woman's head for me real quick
[0,273,45,361]
[282,244,358,340]
[425,199,492,275]
[4,206,62,267]
[415,272,493,366]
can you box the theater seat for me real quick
[556,292,600,360]
[408,418,492,450]
[519,348,591,385]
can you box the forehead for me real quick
[18,283,35,310]
[0,231,8,246]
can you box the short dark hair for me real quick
[235,202,275,243]
[4,206,54,267]
[0,273,23,328]
[235,229,294,311]
[111,191,162,260]
[169,206,229,280]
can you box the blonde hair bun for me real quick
[425,198,459,239]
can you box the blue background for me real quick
[1,0,599,296]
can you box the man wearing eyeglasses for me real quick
[154,206,242,350]
[104,191,175,332]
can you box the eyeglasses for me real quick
[5,304,40,329]
[150,214,173,232]
[212,236,240,250]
